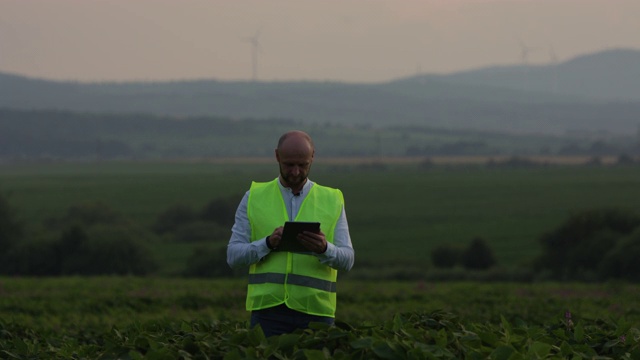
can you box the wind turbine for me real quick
[548,44,559,94]
[517,40,539,91]
[242,30,262,82]
[519,40,539,66]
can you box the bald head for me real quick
[276,130,315,193]
[277,130,314,153]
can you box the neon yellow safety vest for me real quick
[246,179,344,317]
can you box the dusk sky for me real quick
[1,0,639,83]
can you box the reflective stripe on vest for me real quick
[248,272,337,293]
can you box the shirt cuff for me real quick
[265,236,276,250]
[255,237,272,259]
[319,241,336,258]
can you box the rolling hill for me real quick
[1,48,639,136]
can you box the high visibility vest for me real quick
[246,179,344,317]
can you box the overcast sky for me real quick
[1,0,639,83]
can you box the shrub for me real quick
[535,208,640,280]
[0,193,25,274]
[0,193,22,251]
[599,228,640,281]
[45,201,121,229]
[585,156,603,166]
[80,224,158,275]
[173,221,230,243]
[3,224,158,276]
[153,204,197,234]
[2,236,59,276]
[153,195,239,241]
[616,154,635,165]
[4,202,159,276]
[200,196,240,227]
[183,246,238,278]
[56,225,92,275]
[461,237,496,270]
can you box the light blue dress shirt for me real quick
[227,178,354,272]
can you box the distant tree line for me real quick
[2,108,639,161]
[0,193,240,277]
[0,201,157,276]
[406,141,640,158]
[2,191,640,281]
[0,108,298,160]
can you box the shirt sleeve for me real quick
[316,206,355,272]
[226,191,272,269]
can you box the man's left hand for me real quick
[298,230,327,254]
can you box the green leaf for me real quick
[13,338,28,355]
[128,350,145,360]
[603,338,622,348]
[500,315,513,343]
[223,349,243,360]
[528,341,552,358]
[489,345,516,360]
[552,328,568,340]
[350,337,374,349]
[435,328,448,347]
[570,344,597,357]
[113,328,124,340]
[181,321,193,333]
[372,340,401,359]
[573,322,585,342]
[392,313,405,332]
[246,326,266,346]
[134,336,150,351]
[478,330,499,347]
[146,348,177,360]
[334,320,355,331]
[558,341,573,356]
[178,349,194,359]
[303,349,329,360]
[276,333,300,350]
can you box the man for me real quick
[227,130,355,337]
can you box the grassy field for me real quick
[2,160,640,275]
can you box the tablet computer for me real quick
[276,221,320,253]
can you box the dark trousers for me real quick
[250,304,334,337]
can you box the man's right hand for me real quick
[267,226,284,249]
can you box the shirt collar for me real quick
[278,177,313,197]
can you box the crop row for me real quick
[2,310,639,359]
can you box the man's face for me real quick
[277,151,313,191]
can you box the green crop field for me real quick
[2,161,640,357]
[1,277,639,358]
[2,160,640,276]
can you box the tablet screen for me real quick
[276,221,320,252]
